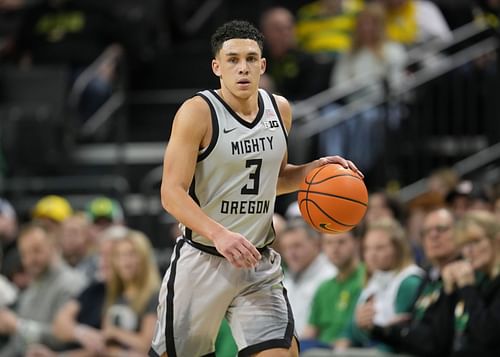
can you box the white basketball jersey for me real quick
[182,89,288,250]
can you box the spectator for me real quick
[296,0,363,59]
[86,196,125,247]
[318,3,408,172]
[259,6,332,100]
[474,0,500,30]
[0,223,86,356]
[494,195,500,221]
[369,208,459,356]
[301,230,364,349]
[0,198,18,276]
[365,191,405,225]
[281,219,337,336]
[48,226,129,355]
[377,0,452,47]
[31,195,73,234]
[0,244,17,309]
[446,180,474,219]
[441,210,500,356]
[336,218,423,350]
[1,248,30,292]
[59,213,97,283]
[102,229,159,355]
[468,184,494,212]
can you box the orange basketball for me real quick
[297,164,368,233]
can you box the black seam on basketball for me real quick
[304,198,356,227]
[304,165,329,228]
[297,190,367,207]
[304,173,363,185]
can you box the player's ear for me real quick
[212,59,221,77]
[260,57,266,75]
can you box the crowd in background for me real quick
[0,170,500,356]
[0,0,500,356]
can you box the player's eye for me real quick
[228,57,238,63]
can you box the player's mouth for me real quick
[237,79,251,88]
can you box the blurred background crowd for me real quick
[0,0,499,356]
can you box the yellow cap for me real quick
[32,195,73,223]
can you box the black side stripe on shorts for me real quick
[165,239,185,357]
[148,347,160,357]
[238,284,297,356]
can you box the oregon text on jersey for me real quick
[220,199,270,214]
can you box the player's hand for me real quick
[213,230,261,269]
[318,155,364,178]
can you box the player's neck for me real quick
[218,87,259,123]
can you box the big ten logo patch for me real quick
[262,120,279,129]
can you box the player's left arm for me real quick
[274,94,363,196]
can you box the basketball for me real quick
[297,164,368,233]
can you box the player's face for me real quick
[212,39,266,98]
[363,229,395,272]
[322,232,357,270]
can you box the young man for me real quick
[149,20,362,357]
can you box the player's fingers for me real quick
[346,160,364,178]
[230,256,245,269]
[239,249,258,268]
[228,251,245,268]
[242,240,262,261]
[323,155,348,168]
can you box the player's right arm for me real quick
[160,97,261,268]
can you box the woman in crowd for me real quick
[102,229,160,356]
[336,217,423,350]
[318,3,408,172]
[441,210,500,356]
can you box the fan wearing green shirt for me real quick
[301,230,365,350]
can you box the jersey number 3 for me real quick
[241,159,262,195]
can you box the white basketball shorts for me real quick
[149,237,296,357]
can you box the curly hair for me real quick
[211,20,264,56]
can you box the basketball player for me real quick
[150,20,363,357]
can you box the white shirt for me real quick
[332,42,408,101]
[0,275,17,308]
[283,254,337,335]
[416,0,452,43]
[358,264,423,326]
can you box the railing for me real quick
[287,21,500,189]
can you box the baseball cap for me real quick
[32,195,73,222]
[86,197,124,223]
